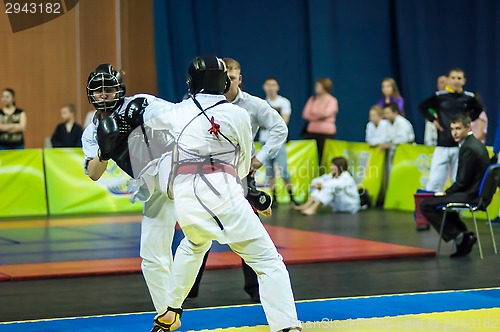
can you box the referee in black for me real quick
[418,68,483,193]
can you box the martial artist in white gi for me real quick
[135,56,301,332]
[81,64,176,332]
[189,57,290,303]
[294,156,360,215]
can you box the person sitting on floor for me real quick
[420,113,490,258]
[293,156,360,215]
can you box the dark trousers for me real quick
[302,132,335,165]
[420,193,471,242]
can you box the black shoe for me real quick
[450,232,477,258]
[150,325,165,332]
[416,225,430,231]
[186,290,198,299]
[250,292,261,303]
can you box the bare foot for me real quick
[292,204,308,211]
[301,208,317,216]
[156,310,182,331]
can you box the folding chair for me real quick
[437,164,500,259]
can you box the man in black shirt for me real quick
[420,114,490,258]
[51,104,83,147]
[419,68,483,192]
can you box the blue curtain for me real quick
[153,0,499,144]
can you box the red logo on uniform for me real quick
[208,116,221,138]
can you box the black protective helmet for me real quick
[86,64,126,113]
[187,56,230,95]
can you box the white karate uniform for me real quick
[389,115,415,144]
[365,119,392,146]
[309,172,360,214]
[81,94,177,313]
[143,93,301,332]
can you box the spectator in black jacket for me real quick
[419,68,483,192]
[51,104,83,147]
[420,114,490,258]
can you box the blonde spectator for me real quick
[302,78,338,162]
[365,105,392,147]
[377,78,404,114]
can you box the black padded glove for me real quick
[96,116,120,161]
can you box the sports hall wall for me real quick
[0,0,157,148]
[153,0,500,145]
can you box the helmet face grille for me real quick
[86,72,125,113]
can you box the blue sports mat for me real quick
[1,288,499,331]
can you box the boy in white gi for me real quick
[127,56,301,332]
[293,156,360,215]
[380,102,415,150]
[365,105,392,147]
[81,64,175,332]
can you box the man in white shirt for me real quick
[260,76,295,205]
[365,105,392,147]
[224,58,288,300]
[381,102,415,149]
[224,59,288,171]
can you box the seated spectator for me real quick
[292,156,360,215]
[0,88,26,150]
[302,78,338,163]
[377,78,404,114]
[420,114,490,258]
[380,102,415,150]
[51,104,83,147]
[365,105,392,147]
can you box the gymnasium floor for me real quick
[1,208,499,331]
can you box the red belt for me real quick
[176,163,237,178]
